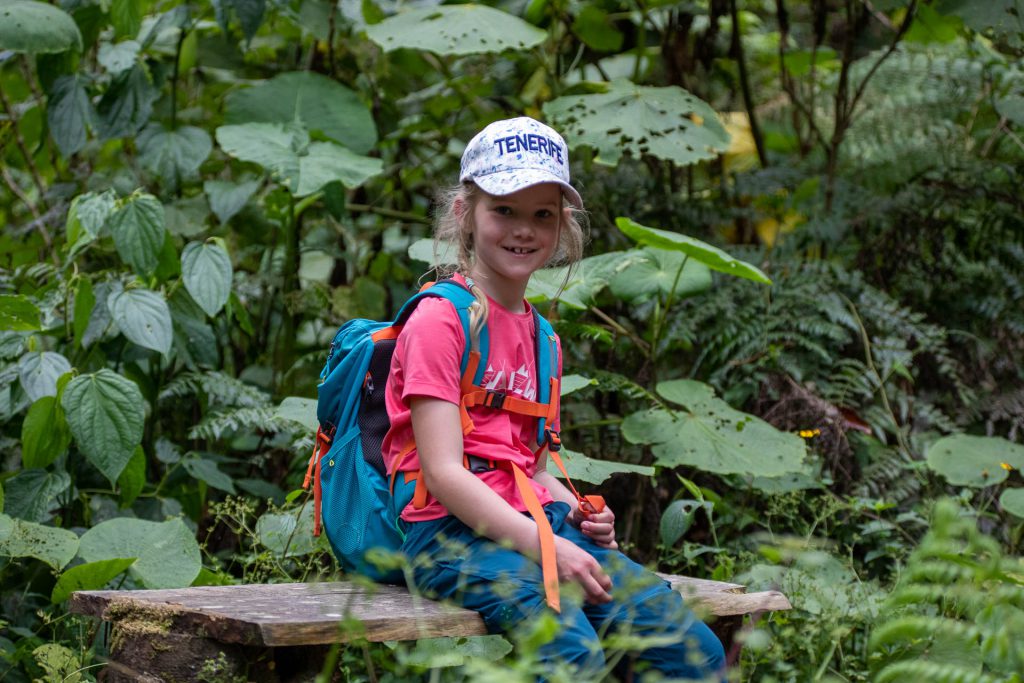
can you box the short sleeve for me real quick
[396,297,466,405]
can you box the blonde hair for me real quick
[432,182,587,351]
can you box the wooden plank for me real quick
[71,583,487,647]
[70,576,791,648]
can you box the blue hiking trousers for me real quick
[400,502,725,681]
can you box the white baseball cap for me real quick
[459,116,583,209]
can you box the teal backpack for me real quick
[303,278,563,583]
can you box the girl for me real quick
[381,117,725,680]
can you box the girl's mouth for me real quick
[504,246,537,255]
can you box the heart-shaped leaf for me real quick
[544,80,730,167]
[366,4,546,56]
[18,351,71,402]
[47,75,94,157]
[62,369,145,485]
[110,193,166,275]
[137,124,212,189]
[616,217,771,284]
[181,241,233,317]
[107,287,173,354]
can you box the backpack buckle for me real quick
[546,429,561,452]
[483,390,507,410]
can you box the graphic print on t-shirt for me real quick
[482,361,536,401]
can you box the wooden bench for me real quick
[71,576,790,682]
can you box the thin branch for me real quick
[847,0,918,120]
[0,86,49,208]
[1,163,41,222]
[774,0,830,150]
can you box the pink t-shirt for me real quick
[382,277,559,522]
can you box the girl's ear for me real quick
[453,196,469,220]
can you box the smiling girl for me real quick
[380,117,724,681]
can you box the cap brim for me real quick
[469,168,583,209]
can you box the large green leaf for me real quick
[527,251,646,309]
[182,454,236,493]
[137,124,212,189]
[110,0,141,38]
[61,369,145,485]
[553,447,654,486]
[110,193,166,275]
[616,217,771,285]
[204,178,260,224]
[1001,488,1024,518]
[0,295,41,331]
[21,396,71,469]
[78,517,201,588]
[47,74,94,157]
[107,287,173,354]
[117,445,146,506]
[926,434,1024,487]
[0,514,78,570]
[96,64,157,139]
[0,1,82,54]
[608,247,713,301]
[51,558,136,604]
[544,80,730,166]
[274,396,317,432]
[621,380,807,477]
[936,0,1024,45]
[3,469,70,523]
[224,71,377,154]
[365,4,546,56]
[215,123,382,196]
[18,351,71,402]
[181,241,233,316]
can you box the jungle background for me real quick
[1,0,1023,680]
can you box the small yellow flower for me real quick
[1001,462,1014,471]
[798,429,822,439]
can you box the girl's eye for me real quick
[494,206,513,216]
[536,209,553,219]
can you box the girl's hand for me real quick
[554,536,612,604]
[573,505,618,550]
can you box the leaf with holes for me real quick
[544,80,730,166]
[552,447,654,486]
[108,288,173,354]
[365,4,546,56]
[181,241,233,317]
[0,514,78,569]
[62,370,145,485]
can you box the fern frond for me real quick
[868,615,980,653]
[874,660,1005,683]
[160,371,269,408]
[188,406,298,441]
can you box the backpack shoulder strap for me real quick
[533,308,559,447]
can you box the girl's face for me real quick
[466,183,564,296]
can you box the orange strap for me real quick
[302,427,333,537]
[510,463,561,613]
[543,445,605,518]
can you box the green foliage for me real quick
[869,499,1024,680]
[0,0,1021,679]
